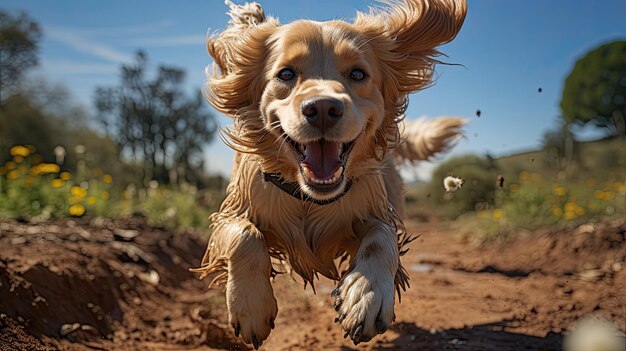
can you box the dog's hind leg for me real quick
[197,218,277,349]
[331,218,399,345]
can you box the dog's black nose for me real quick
[301,97,344,131]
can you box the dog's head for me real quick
[206,0,466,201]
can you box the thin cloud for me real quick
[72,20,175,36]
[126,34,206,47]
[46,26,134,64]
[42,60,119,75]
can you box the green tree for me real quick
[95,51,217,186]
[0,10,41,101]
[561,40,626,136]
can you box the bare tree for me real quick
[95,51,216,186]
[0,10,41,101]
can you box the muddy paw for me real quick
[331,269,395,345]
[227,277,278,349]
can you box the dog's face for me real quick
[260,21,386,200]
[206,0,466,201]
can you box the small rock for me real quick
[113,228,139,241]
[60,323,81,336]
[137,270,160,286]
[612,262,623,272]
[10,237,27,245]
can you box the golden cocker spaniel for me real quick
[194,0,467,348]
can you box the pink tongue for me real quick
[302,141,341,180]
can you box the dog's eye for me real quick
[277,68,295,81]
[349,69,366,81]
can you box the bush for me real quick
[429,154,500,217]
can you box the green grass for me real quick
[0,145,222,231]
[407,137,626,239]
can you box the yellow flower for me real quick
[14,155,24,164]
[9,145,30,157]
[103,174,113,184]
[26,145,36,153]
[32,163,60,174]
[594,190,615,201]
[101,191,110,200]
[51,179,65,188]
[551,207,563,217]
[68,204,85,217]
[576,207,586,216]
[552,186,567,197]
[518,171,529,181]
[60,172,72,181]
[86,196,97,205]
[0,166,6,175]
[613,181,623,191]
[5,161,16,170]
[563,211,577,220]
[492,209,503,220]
[70,186,87,198]
[564,202,577,212]
[6,169,20,180]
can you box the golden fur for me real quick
[193,0,467,347]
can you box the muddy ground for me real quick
[1,216,624,351]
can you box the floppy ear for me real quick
[205,1,279,117]
[355,0,467,112]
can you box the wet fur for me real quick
[194,0,467,347]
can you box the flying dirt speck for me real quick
[538,87,542,93]
[496,175,504,188]
[475,109,481,117]
[443,176,464,192]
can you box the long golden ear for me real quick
[204,1,279,117]
[355,0,467,97]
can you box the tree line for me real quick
[0,10,219,188]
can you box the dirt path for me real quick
[1,217,625,350]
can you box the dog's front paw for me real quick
[331,269,395,345]
[227,277,278,349]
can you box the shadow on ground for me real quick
[341,321,563,351]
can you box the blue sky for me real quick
[3,0,626,179]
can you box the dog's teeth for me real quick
[334,166,344,179]
[303,169,341,185]
[303,168,314,180]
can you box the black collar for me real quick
[262,172,352,206]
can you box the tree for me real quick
[95,51,217,186]
[0,10,41,101]
[561,41,626,137]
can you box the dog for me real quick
[193,0,467,348]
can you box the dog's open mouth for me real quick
[288,138,355,192]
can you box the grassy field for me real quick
[2,138,624,238]
[407,137,626,240]
[0,145,223,231]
